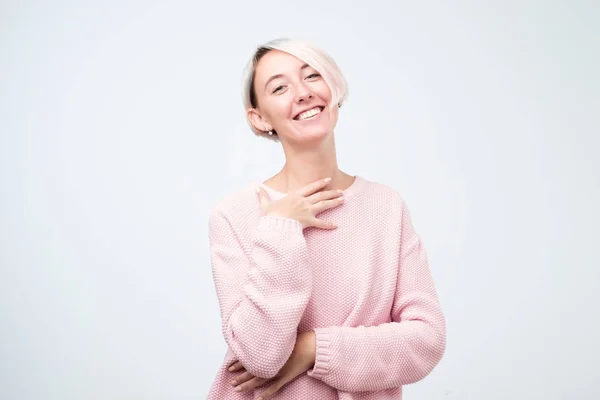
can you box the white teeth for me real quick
[298,107,322,120]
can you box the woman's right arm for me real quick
[208,210,312,380]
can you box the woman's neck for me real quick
[266,138,353,193]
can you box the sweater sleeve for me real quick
[209,210,313,379]
[305,200,446,391]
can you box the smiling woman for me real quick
[206,38,446,399]
[241,38,348,143]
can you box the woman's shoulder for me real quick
[356,177,418,231]
[208,181,261,221]
[356,175,407,206]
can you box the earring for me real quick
[268,130,273,136]
[338,102,342,108]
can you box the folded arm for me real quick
[306,201,446,391]
[209,211,313,379]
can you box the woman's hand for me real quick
[228,331,317,399]
[256,177,344,230]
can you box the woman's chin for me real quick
[294,127,331,142]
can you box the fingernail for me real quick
[235,386,242,392]
[337,190,343,193]
[228,366,234,371]
[255,187,261,193]
[258,397,263,400]
[324,177,331,182]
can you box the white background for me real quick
[1,1,599,399]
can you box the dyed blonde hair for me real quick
[241,38,349,141]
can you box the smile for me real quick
[294,106,325,121]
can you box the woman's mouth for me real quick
[294,106,324,121]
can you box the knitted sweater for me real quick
[206,175,446,399]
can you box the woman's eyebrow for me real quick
[264,64,311,90]
[264,74,284,90]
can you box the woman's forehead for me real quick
[255,51,315,79]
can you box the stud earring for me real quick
[338,102,342,108]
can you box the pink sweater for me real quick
[207,175,446,399]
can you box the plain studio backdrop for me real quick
[1,1,599,399]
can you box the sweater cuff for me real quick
[258,215,303,234]
[306,328,332,380]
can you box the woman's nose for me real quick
[295,84,313,103]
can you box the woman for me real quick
[207,38,446,399]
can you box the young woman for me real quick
[206,38,446,399]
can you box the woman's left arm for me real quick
[306,201,446,392]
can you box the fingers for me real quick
[298,177,332,197]
[306,189,343,204]
[307,196,344,230]
[228,360,244,372]
[312,196,345,214]
[310,218,338,230]
[228,360,269,393]
[230,370,253,386]
[307,189,344,230]
[255,186,270,210]
[232,376,268,393]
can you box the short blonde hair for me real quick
[241,38,349,141]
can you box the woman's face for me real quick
[249,50,338,144]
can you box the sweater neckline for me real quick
[256,175,365,201]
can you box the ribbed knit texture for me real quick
[207,175,446,399]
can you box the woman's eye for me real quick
[306,73,320,79]
[272,85,284,93]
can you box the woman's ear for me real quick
[247,108,271,132]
